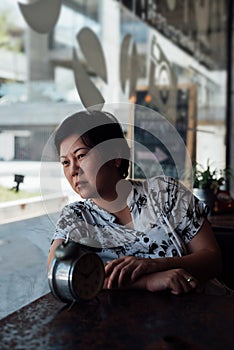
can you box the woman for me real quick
[48,109,222,295]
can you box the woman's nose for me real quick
[70,159,79,176]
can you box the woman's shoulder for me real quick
[129,175,180,191]
[60,200,88,216]
[148,175,178,186]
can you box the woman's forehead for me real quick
[60,134,86,155]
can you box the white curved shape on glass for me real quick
[77,27,108,84]
[18,0,62,34]
[73,49,105,110]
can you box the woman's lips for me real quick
[75,181,87,189]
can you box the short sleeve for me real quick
[168,179,209,245]
[52,205,82,242]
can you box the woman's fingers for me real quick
[169,271,198,295]
[105,259,199,295]
[145,269,199,295]
[105,258,130,288]
[105,257,142,288]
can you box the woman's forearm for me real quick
[151,248,222,282]
[105,246,222,290]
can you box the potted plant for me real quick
[193,160,230,214]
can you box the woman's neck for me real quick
[92,178,133,225]
[114,206,134,228]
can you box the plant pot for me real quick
[193,188,215,215]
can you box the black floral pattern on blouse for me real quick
[53,176,208,261]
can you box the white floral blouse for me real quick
[52,176,208,263]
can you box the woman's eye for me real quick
[77,153,86,160]
[61,160,69,167]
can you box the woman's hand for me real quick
[105,256,158,289]
[104,262,199,295]
[104,256,199,294]
[143,269,199,295]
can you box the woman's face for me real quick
[60,134,120,201]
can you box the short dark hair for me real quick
[54,110,130,178]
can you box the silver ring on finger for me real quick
[186,276,193,283]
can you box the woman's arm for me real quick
[105,219,222,289]
[47,238,64,271]
[173,219,222,280]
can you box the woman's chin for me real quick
[74,189,93,200]
[72,188,85,198]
